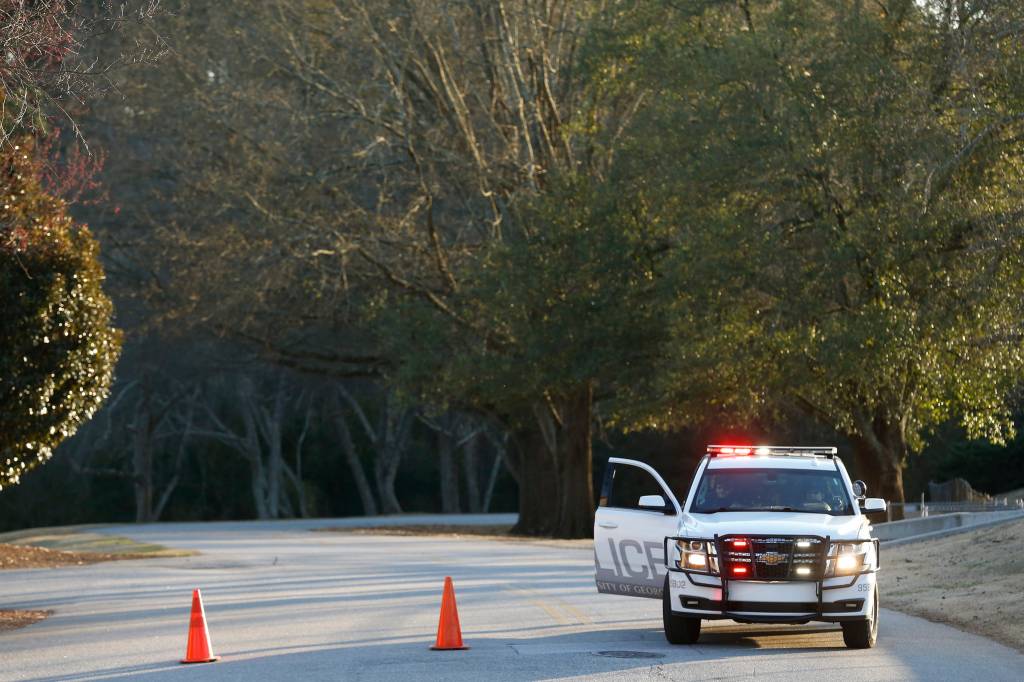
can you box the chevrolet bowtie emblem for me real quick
[759,552,786,565]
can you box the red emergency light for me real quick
[707,445,754,456]
[731,565,749,577]
[708,444,838,458]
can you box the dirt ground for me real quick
[880,517,1024,652]
[1,529,189,632]
[0,527,188,557]
[0,542,162,570]
[0,609,51,632]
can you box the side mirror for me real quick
[638,494,670,513]
[852,480,867,498]
[861,498,886,513]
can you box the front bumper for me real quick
[668,574,874,622]
[666,534,879,623]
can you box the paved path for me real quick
[2,516,1022,681]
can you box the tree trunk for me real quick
[240,396,270,520]
[266,431,283,519]
[290,399,314,518]
[132,390,155,523]
[152,396,195,521]
[249,457,270,520]
[849,411,908,520]
[482,430,507,513]
[553,382,595,539]
[509,423,559,536]
[374,396,409,515]
[331,406,379,516]
[438,428,461,513]
[374,453,403,514]
[251,375,289,519]
[462,429,483,513]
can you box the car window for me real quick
[690,467,854,515]
[604,464,667,510]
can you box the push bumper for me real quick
[668,571,876,622]
[666,534,879,623]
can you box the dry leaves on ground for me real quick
[0,543,154,570]
[0,609,51,632]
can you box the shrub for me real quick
[0,138,121,489]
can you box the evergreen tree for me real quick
[1,138,121,489]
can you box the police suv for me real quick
[594,445,887,649]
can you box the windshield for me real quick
[690,467,854,516]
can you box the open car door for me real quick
[594,457,682,599]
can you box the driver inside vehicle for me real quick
[706,477,736,509]
[800,486,832,512]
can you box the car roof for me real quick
[705,455,841,471]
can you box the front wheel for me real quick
[662,575,701,644]
[841,586,879,649]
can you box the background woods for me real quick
[3,1,1024,534]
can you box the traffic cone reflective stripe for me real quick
[431,576,468,650]
[181,589,220,664]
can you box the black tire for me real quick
[841,586,879,649]
[662,575,701,644]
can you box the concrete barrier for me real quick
[875,510,1024,544]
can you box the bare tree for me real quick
[94,1,644,535]
[481,429,508,513]
[0,0,162,148]
[420,412,486,513]
[195,371,306,519]
[69,368,197,523]
[336,384,415,515]
[329,389,380,516]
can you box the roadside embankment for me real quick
[0,525,192,565]
[874,510,1024,544]
[879,517,1024,652]
[0,526,191,633]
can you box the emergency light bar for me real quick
[707,445,837,458]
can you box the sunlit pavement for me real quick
[1,516,1022,681]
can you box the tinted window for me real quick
[691,468,853,516]
[605,464,666,510]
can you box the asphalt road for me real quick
[2,515,1022,681]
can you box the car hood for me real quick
[679,512,868,540]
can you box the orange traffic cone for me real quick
[431,576,468,650]
[181,588,220,664]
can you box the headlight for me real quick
[836,554,860,572]
[829,542,869,576]
[676,540,715,573]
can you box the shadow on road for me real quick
[22,624,858,682]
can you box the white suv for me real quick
[593,445,887,649]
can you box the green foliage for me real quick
[0,140,121,490]
[376,177,672,423]
[907,419,1024,497]
[934,437,1024,496]
[609,1,1024,464]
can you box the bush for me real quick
[0,139,121,490]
